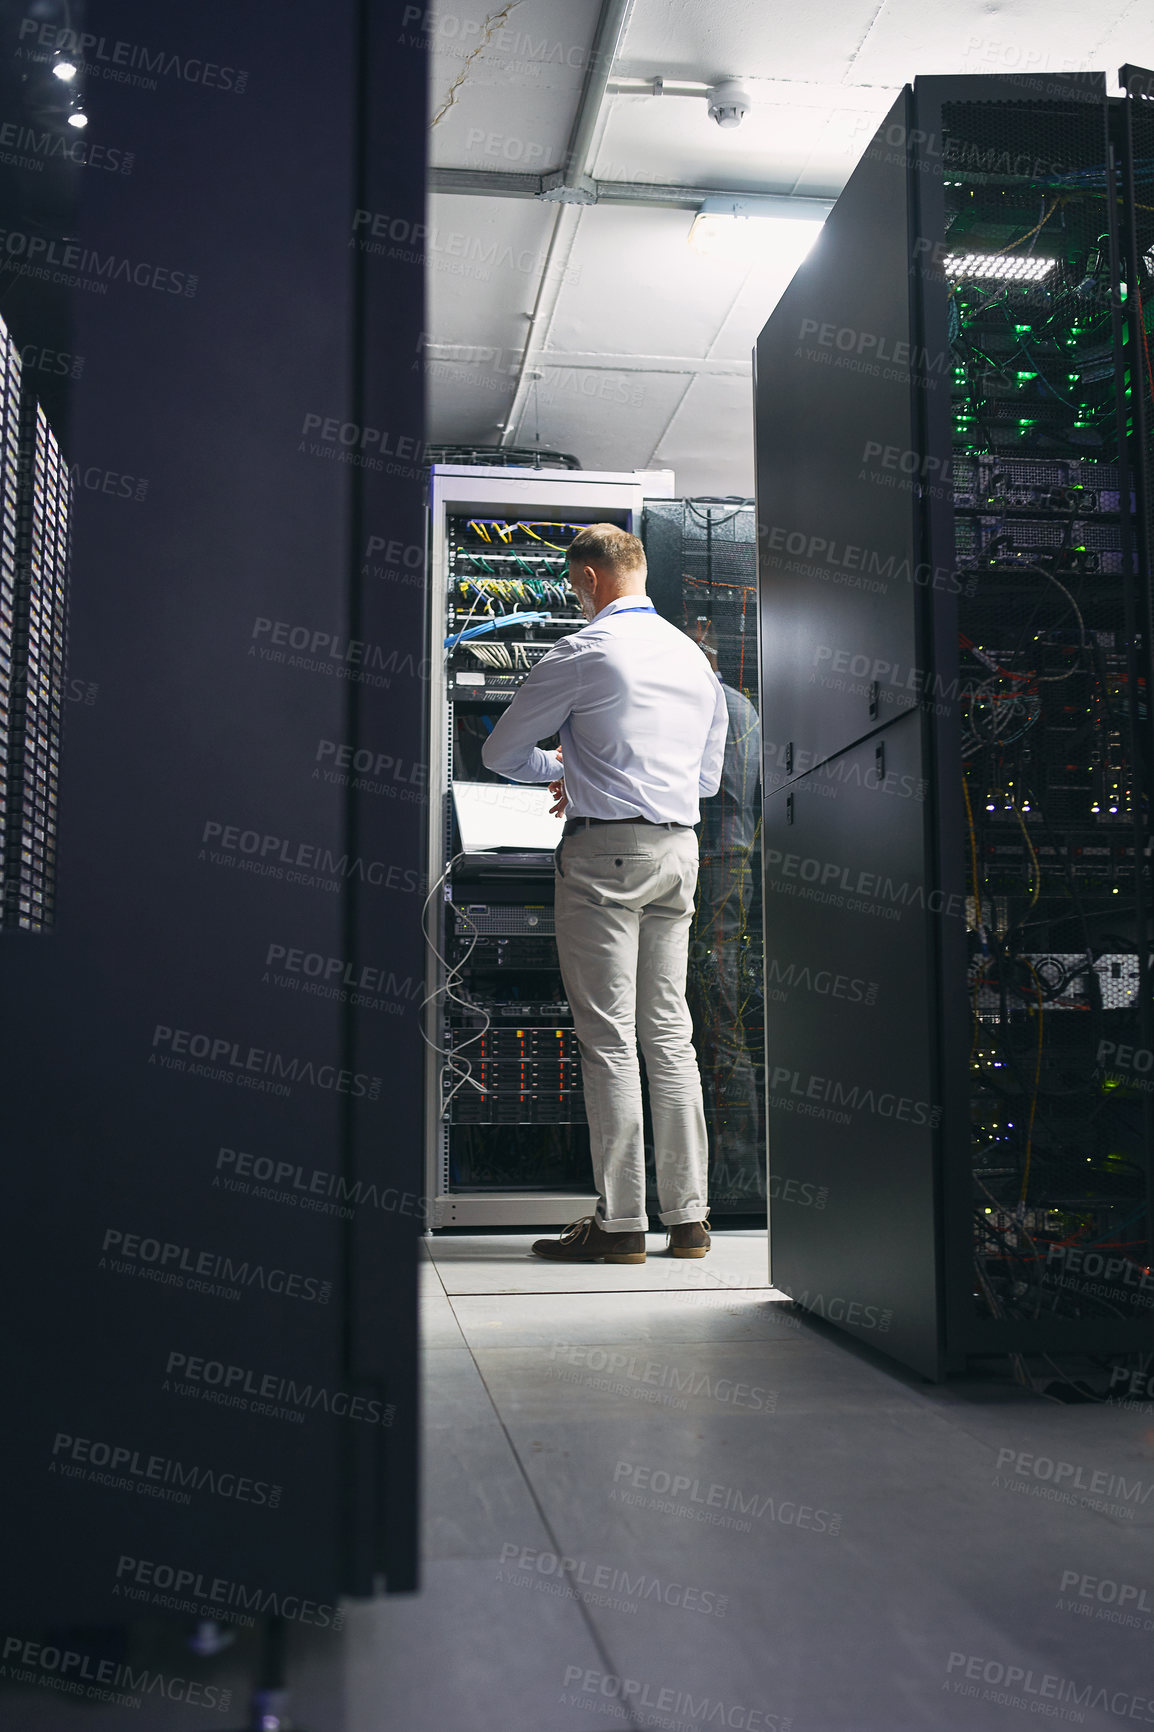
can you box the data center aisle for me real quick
[4,1232,1149,1729]
[343,1231,1153,1732]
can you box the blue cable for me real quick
[444,611,551,650]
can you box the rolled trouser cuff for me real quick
[659,1207,709,1227]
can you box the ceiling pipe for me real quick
[499,0,636,445]
[548,0,638,201]
[430,166,833,213]
[606,77,710,97]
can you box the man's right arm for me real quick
[481,643,579,783]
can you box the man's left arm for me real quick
[481,644,578,783]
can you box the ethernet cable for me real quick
[419,855,491,1112]
[444,611,551,651]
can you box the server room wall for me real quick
[0,0,427,1618]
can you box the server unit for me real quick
[756,73,1154,1376]
[0,317,70,933]
[424,465,673,1228]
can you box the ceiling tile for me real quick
[426,193,558,345]
[517,363,693,469]
[649,371,757,496]
[617,0,893,86]
[847,0,1138,85]
[427,0,600,166]
[544,205,764,358]
[593,81,883,194]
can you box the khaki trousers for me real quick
[554,821,710,1232]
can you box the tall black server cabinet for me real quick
[756,72,1154,1378]
[0,0,426,1663]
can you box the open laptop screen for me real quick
[451,781,565,853]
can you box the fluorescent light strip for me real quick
[688,196,831,268]
[689,212,825,267]
[944,252,1056,282]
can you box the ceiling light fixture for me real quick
[688,195,831,268]
[52,58,78,81]
[943,252,1056,282]
[67,108,88,129]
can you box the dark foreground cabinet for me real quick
[0,0,426,1630]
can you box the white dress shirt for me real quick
[480,596,730,825]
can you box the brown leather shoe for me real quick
[531,1216,646,1264]
[667,1218,710,1258]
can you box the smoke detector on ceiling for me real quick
[706,79,751,128]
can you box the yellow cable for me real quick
[947,197,1063,299]
[987,198,1062,261]
[1010,797,1041,914]
[521,523,572,552]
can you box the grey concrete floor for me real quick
[346,1229,1153,1732]
[3,1229,1150,1731]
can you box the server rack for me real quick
[424,464,673,1229]
[755,73,1154,1377]
[0,321,70,933]
[643,500,766,1218]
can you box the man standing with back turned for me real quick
[481,525,729,1265]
